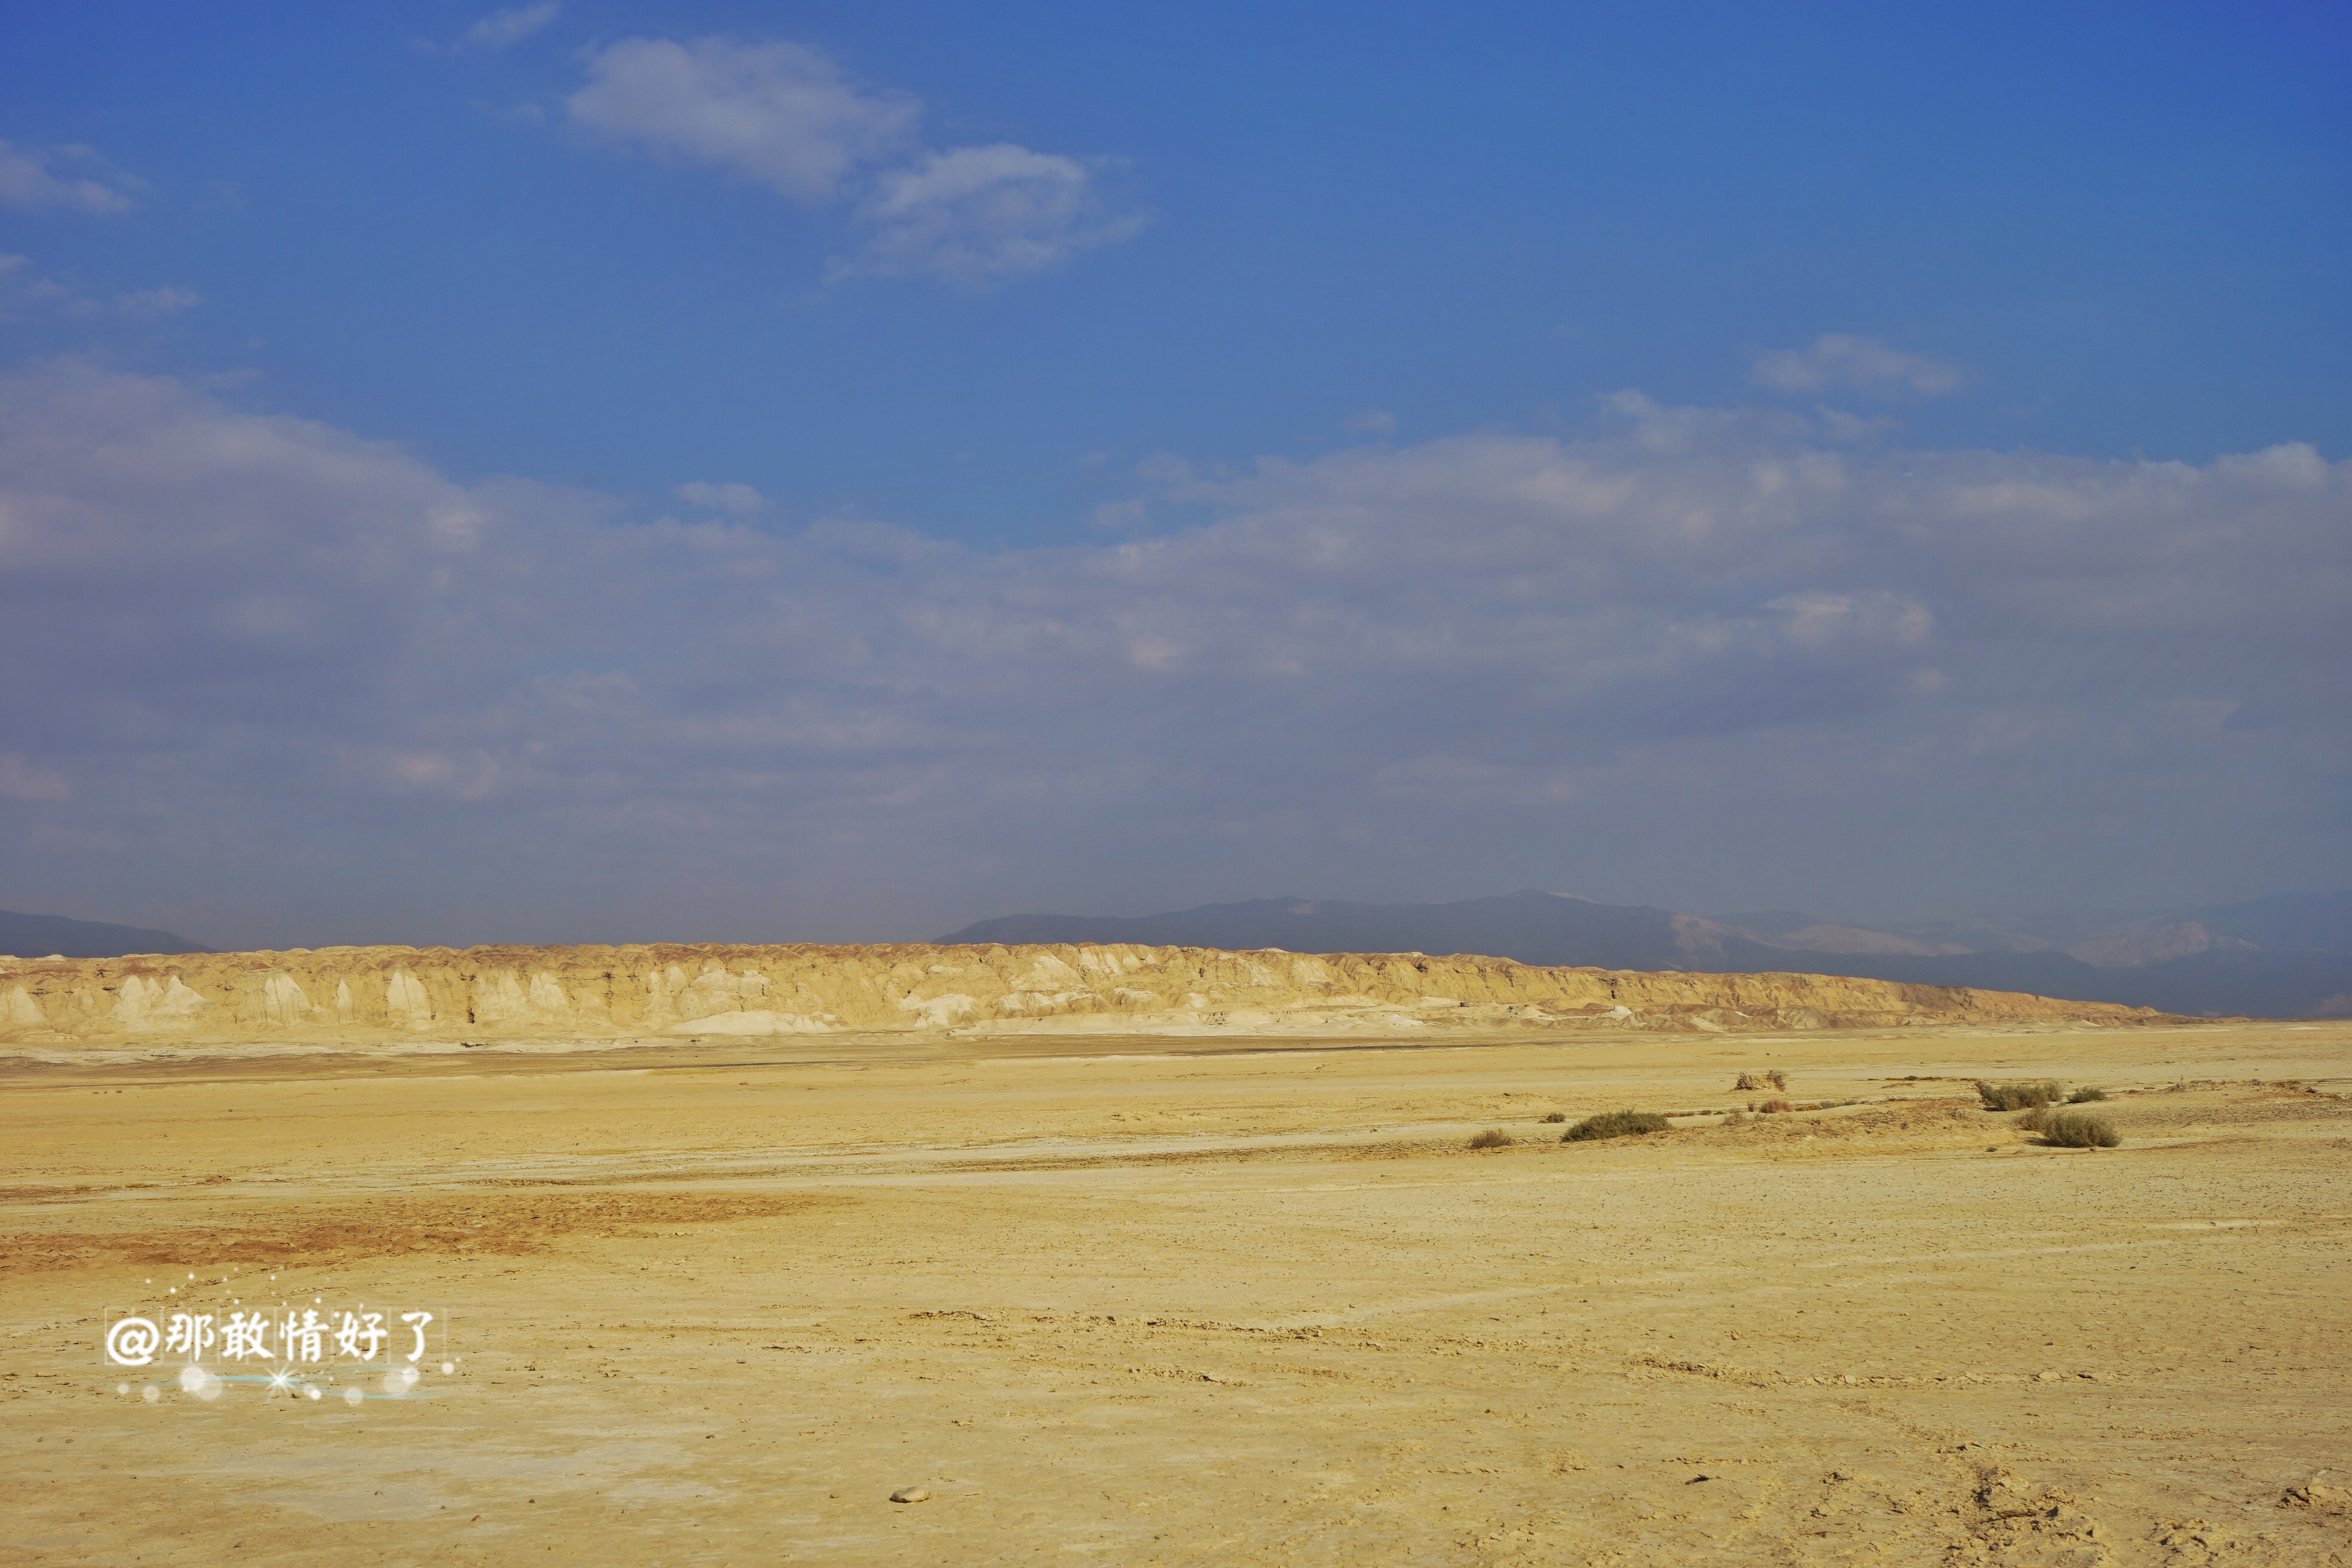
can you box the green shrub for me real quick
[1561,1110,1671,1143]
[1976,1079,2065,1110]
[1469,1128,1513,1149]
[2067,1086,2108,1103]
[2038,1110,2120,1148]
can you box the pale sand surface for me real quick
[4,1021,2349,1565]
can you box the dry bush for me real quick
[1756,1098,1793,1114]
[2016,1105,2048,1132]
[2067,1086,2109,1103]
[1540,1111,1567,1123]
[2039,1111,2120,1149]
[1561,1110,1670,1143]
[1733,1070,1788,1091]
[1468,1128,1514,1150]
[1976,1079,2066,1110]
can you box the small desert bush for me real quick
[2067,1086,2109,1103]
[1540,1111,1567,1123]
[1755,1098,1793,1114]
[1561,1109,1670,1143]
[1976,1079,2066,1111]
[2038,1110,2121,1149]
[1734,1070,1787,1092]
[1469,1128,1514,1150]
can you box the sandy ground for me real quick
[3,1019,2349,1566]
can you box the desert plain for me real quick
[2,951,2349,1566]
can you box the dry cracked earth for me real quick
[2,1019,2348,1566]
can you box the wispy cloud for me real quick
[566,36,1142,286]
[0,754,70,801]
[848,145,1146,286]
[113,286,202,317]
[569,37,918,203]
[463,2,560,51]
[2,362,2342,940]
[0,256,200,319]
[677,480,765,514]
[0,140,143,215]
[1751,333,1965,397]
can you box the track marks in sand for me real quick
[0,1188,844,1275]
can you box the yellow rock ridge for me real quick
[0,941,2178,1049]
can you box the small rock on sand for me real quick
[890,1487,931,1504]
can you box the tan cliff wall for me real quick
[0,941,2176,1049]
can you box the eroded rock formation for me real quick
[0,941,2180,1051]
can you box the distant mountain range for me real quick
[942,889,2352,1020]
[0,909,210,959]
[11,889,2347,1018]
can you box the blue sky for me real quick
[1,2,2347,948]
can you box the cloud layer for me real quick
[1,363,2344,945]
[462,2,560,51]
[0,140,142,215]
[568,36,1142,284]
[1751,333,1965,397]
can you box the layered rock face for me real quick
[0,941,2172,1049]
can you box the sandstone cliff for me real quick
[0,941,2179,1052]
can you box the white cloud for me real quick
[114,286,202,317]
[568,36,918,202]
[0,253,74,314]
[1768,589,1931,648]
[0,754,70,800]
[0,140,141,214]
[677,480,765,514]
[1,363,2342,942]
[566,36,1142,286]
[848,144,1146,284]
[1090,498,1149,532]
[1751,333,1964,397]
[0,256,201,320]
[463,2,559,50]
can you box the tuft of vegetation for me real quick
[1976,1079,2066,1110]
[2067,1086,2109,1103]
[2038,1110,2121,1149]
[1539,1111,1567,1123]
[1468,1128,1514,1149]
[1562,1109,1671,1143]
[1734,1070,1788,1092]
[1755,1098,1793,1114]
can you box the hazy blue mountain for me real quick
[0,909,210,959]
[944,890,1795,973]
[2151,890,2352,955]
[942,889,2352,1019]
